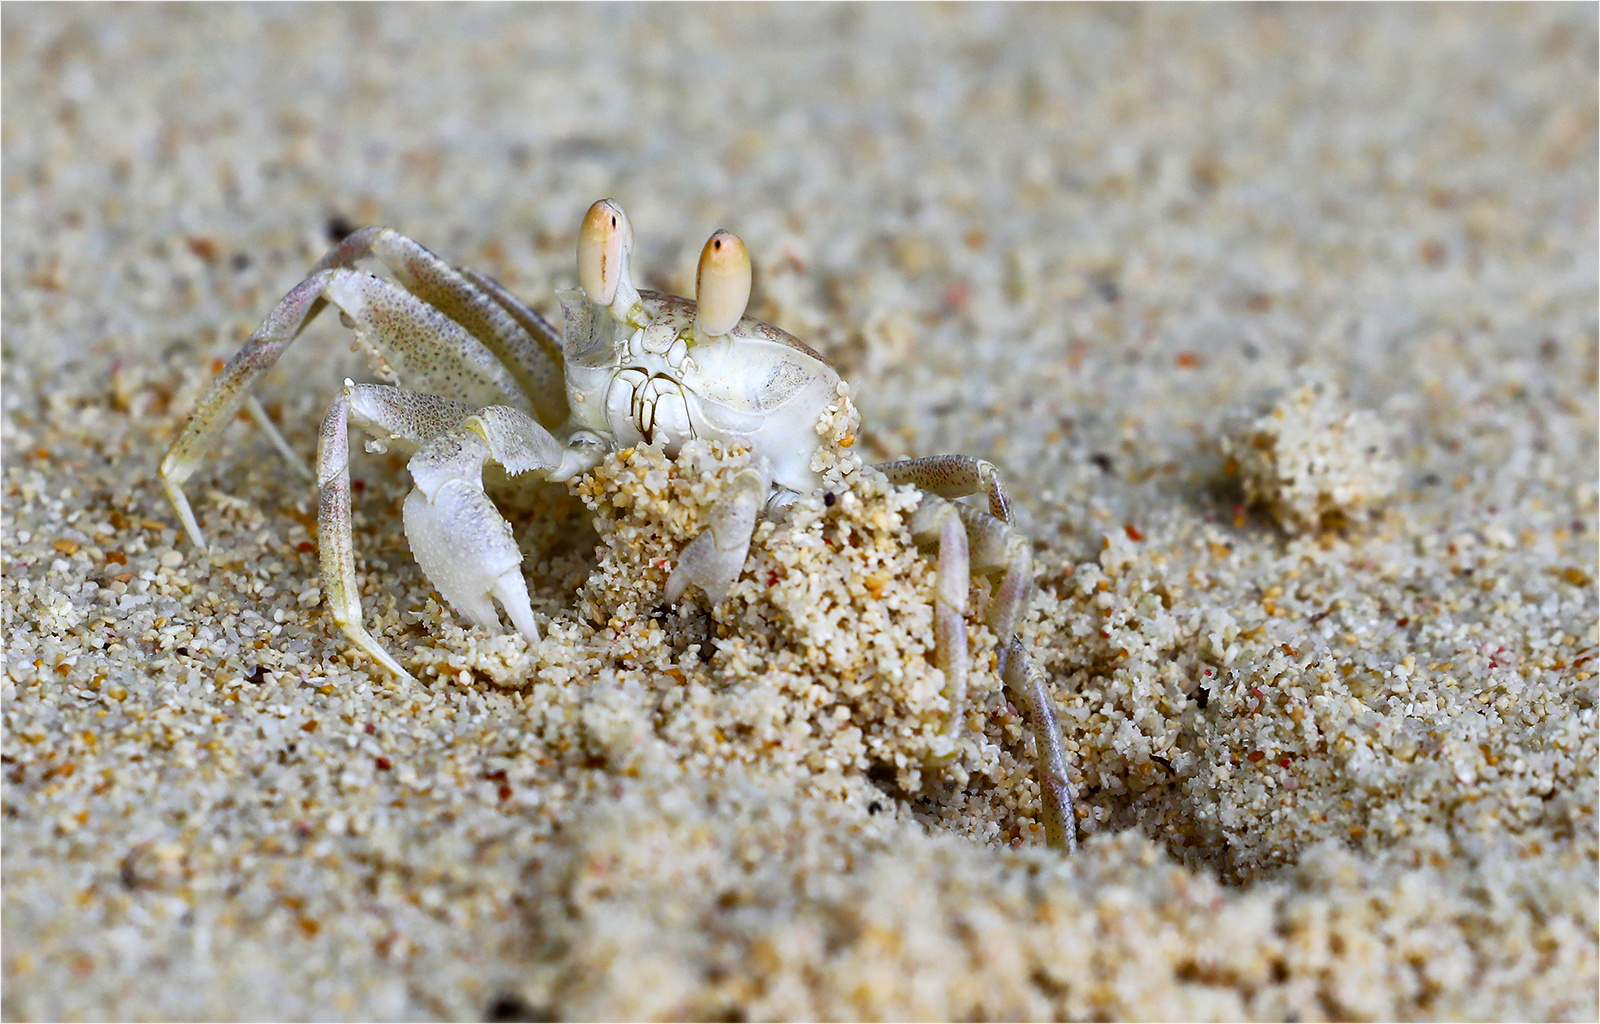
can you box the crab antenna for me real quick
[577,198,642,323]
[694,229,752,338]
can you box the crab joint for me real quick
[694,229,752,338]
[577,198,642,324]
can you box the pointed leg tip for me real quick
[333,617,413,685]
[161,475,209,550]
[372,648,414,684]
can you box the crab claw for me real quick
[664,464,768,607]
[694,229,752,338]
[401,447,541,644]
[577,198,642,324]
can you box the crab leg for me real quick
[903,498,986,742]
[903,490,1077,852]
[999,638,1078,852]
[317,383,485,680]
[663,462,773,607]
[366,233,567,427]
[162,268,341,548]
[877,457,1016,700]
[161,227,564,548]
[244,397,313,480]
[933,508,972,736]
[317,384,432,681]
[903,497,1035,648]
[877,454,1014,522]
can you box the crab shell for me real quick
[559,287,842,494]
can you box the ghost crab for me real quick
[160,199,1077,851]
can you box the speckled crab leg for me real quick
[999,637,1077,852]
[881,456,1016,745]
[879,454,1014,523]
[316,383,455,682]
[933,507,972,735]
[903,497,987,740]
[901,476,1077,852]
[160,227,564,548]
[883,454,1035,639]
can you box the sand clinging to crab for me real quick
[159,198,1079,850]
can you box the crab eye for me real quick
[577,198,632,306]
[694,229,752,338]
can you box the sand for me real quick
[3,4,1596,1020]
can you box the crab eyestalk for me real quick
[694,229,752,338]
[577,198,643,325]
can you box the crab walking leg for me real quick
[933,509,972,735]
[245,397,314,480]
[877,454,1014,523]
[904,495,1035,636]
[876,458,1023,740]
[455,267,569,423]
[318,383,488,681]
[163,228,421,545]
[161,227,560,548]
[902,498,976,736]
[317,384,417,682]
[999,637,1078,853]
[663,463,773,607]
[358,232,567,427]
[905,495,1040,722]
[162,270,339,547]
[949,501,1035,640]
[905,491,1076,850]
[881,454,1032,731]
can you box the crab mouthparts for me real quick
[607,368,696,453]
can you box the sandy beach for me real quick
[3,5,1595,1019]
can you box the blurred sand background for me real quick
[3,4,1596,1020]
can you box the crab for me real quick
[159,200,1077,851]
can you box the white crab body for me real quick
[560,289,840,495]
